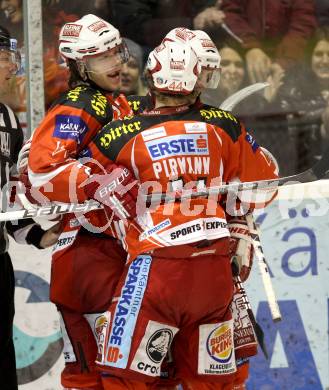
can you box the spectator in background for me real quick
[120,38,146,96]
[202,45,247,107]
[277,27,329,170]
[0,0,77,128]
[0,0,23,44]
[315,0,329,26]
[110,0,230,59]
[0,0,22,23]
[202,42,290,175]
[202,44,284,112]
[221,0,317,83]
[44,0,111,20]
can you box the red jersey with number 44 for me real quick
[88,104,278,260]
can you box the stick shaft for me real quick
[246,214,282,322]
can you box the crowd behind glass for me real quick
[1,0,328,176]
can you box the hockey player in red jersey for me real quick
[164,27,264,390]
[75,36,278,389]
[26,14,134,390]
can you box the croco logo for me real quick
[14,271,63,385]
[67,86,87,102]
[91,92,107,117]
[99,121,141,148]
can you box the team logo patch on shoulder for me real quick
[245,133,259,152]
[184,122,207,133]
[53,115,88,143]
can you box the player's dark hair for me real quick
[67,59,89,88]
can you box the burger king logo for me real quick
[206,324,233,363]
[94,315,108,337]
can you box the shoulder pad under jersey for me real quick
[127,95,152,114]
[197,103,242,142]
[51,86,114,125]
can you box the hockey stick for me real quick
[0,200,102,222]
[246,214,282,322]
[0,148,328,222]
[219,82,269,111]
[144,145,329,204]
[234,276,269,359]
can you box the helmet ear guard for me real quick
[163,28,221,89]
[191,30,221,89]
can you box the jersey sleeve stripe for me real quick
[28,162,77,187]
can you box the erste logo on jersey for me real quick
[146,134,209,161]
[53,115,88,143]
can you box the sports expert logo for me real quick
[206,323,233,363]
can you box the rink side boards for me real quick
[10,181,329,389]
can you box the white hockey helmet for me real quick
[191,30,221,88]
[146,39,201,94]
[164,28,221,89]
[59,14,128,74]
